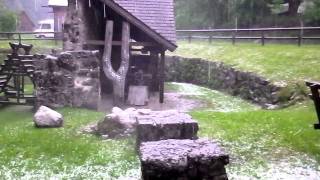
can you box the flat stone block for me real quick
[128,85,149,106]
[140,139,229,180]
[137,110,198,144]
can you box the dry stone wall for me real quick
[34,51,100,109]
[165,56,286,107]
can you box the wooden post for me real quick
[298,33,302,46]
[298,27,303,47]
[232,31,236,45]
[103,21,114,63]
[299,19,304,47]
[102,20,130,104]
[150,51,159,92]
[188,35,192,43]
[261,30,265,46]
[306,82,320,129]
[159,51,165,103]
[18,33,21,44]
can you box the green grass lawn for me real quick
[1,83,319,179]
[192,101,320,178]
[171,41,320,89]
[0,106,139,179]
[1,38,320,179]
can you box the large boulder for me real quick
[33,106,64,128]
[96,107,146,138]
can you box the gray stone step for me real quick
[137,110,199,144]
[140,139,229,180]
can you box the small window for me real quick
[41,24,51,30]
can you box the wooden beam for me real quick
[159,51,165,103]
[86,40,157,47]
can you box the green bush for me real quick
[0,2,17,32]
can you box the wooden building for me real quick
[17,11,36,31]
[48,0,67,33]
[63,0,177,105]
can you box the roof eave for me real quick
[100,0,177,52]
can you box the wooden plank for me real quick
[306,81,320,88]
[86,40,157,47]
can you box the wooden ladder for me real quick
[0,42,36,106]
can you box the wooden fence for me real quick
[0,31,63,45]
[177,27,320,46]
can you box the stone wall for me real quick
[34,51,100,109]
[165,56,287,107]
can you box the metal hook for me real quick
[76,0,78,10]
[89,0,91,7]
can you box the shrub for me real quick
[0,2,17,32]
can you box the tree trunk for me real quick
[278,0,302,16]
[287,0,302,16]
[102,20,130,105]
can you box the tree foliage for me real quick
[175,0,320,29]
[303,0,320,25]
[0,0,17,32]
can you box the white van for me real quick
[34,19,54,38]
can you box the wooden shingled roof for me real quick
[101,0,177,51]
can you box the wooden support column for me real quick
[103,20,114,66]
[150,51,159,92]
[102,20,130,104]
[159,51,165,103]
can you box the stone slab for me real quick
[140,139,229,180]
[137,110,198,144]
[127,85,149,106]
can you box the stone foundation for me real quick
[137,110,199,145]
[165,56,288,107]
[34,51,100,109]
[140,139,229,180]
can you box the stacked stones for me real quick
[34,51,100,109]
[165,56,287,107]
[137,110,229,180]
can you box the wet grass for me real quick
[166,82,259,112]
[0,83,319,179]
[171,41,320,89]
[0,106,139,179]
[192,101,320,179]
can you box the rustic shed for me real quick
[63,0,177,105]
[18,11,36,31]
